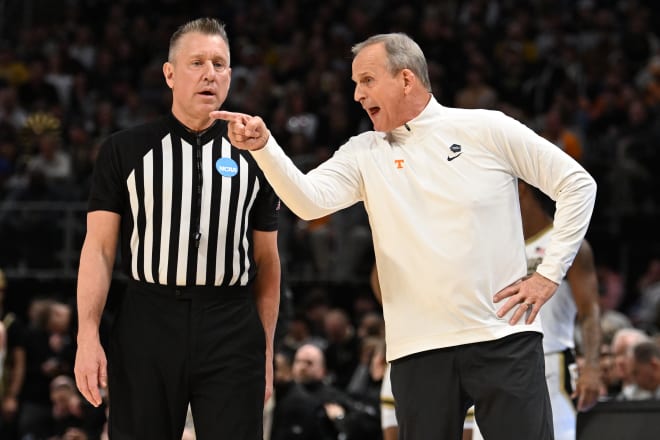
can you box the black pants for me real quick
[391,332,553,440]
[108,281,266,440]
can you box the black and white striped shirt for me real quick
[88,114,279,286]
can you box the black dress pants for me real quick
[107,280,265,440]
[391,332,553,440]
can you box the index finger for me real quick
[209,110,250,123]
[493,278,522,303]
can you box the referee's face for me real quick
[164,31,231,131]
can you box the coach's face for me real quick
[352,43,408,132]
[164,31,231,131]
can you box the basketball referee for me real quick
[74,18,281,440]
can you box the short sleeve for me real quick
[88,136,125,214]
[250,173,279,232]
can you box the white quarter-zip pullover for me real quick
[252,96,596,361]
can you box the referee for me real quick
[74,18,280,440]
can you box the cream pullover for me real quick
[252,97,597,361]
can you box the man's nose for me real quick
[203,61,215,81]
[354,84,364,102]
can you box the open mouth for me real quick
[199,91,215,96]
[368,107,380,117]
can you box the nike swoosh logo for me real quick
[447,153,462,161]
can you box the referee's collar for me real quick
[168,113,225,145]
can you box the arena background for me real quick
[0,0,659,438]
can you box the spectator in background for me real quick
[17,58,60,113]
[19,298,68,440]
[23,113,72,184]
[49,374,105,440]
[292,343,380,440]
[598,309,633,398]
[323,308,360,390]
[0,86,28,134]
[268,349,333,440]
[455,67,497,110]
[611,327,652,400]
[0,268,26,440]
[540,105,583,163]
[631,340,660,399]
[634,258,660,334]
[0,121,19,191]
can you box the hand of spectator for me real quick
[209,110,270,151]
[324,402,346,421]
[493,272,558,325]
[74,335,107,407]
[573,363,601,412]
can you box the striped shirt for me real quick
[88,114,279,286]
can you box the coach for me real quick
[213,32,597,440]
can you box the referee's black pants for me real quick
[391,331,554,440]
[107,280,266,440]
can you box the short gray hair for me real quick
[352,33,431,92]
[168,17,229,62]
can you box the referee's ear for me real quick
[163,62,174,88]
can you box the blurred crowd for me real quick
[1,0,660,439]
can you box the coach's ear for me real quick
[163,62,174,89]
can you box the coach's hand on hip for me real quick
[493,272,558,325]
[210,110,269,151]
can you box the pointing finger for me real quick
[209,110,249,123]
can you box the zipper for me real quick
[193,134,203,248]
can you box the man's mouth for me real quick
[368,106,380,117]
[199,91,215,96]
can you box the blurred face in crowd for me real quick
[292,344,325,384]
[48,303,72,333]
[632,354,660,392]
[163,31,231,131]
[273,353,293,384]
[352,43,410,132]
[599,344,621,388]
[323,309,351,343]
[612,337,634,383]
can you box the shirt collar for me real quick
[388,95,443,144]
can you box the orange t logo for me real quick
[394,159,404,169]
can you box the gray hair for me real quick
[168,17,229,62]
[352,33,431,92]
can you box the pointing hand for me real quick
[210,110,270,151]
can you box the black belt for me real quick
[127,279,251,301]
